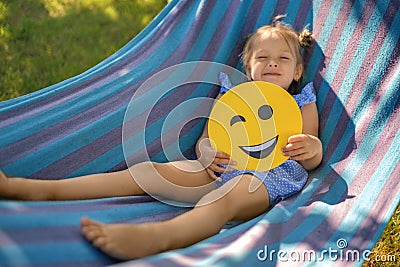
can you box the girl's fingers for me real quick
[282,147,304,157]
[282,142,302,152]
[209,164,230,174]
[289,152,310,161]
[213,158,237,167]
[206,163,236,181]
[215,150,231,159]
[206,169,220,181]
[287,134,305,142]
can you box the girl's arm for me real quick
[282,102,323,170]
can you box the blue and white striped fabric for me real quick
[1,0,399,266]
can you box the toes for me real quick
[83,226,104,241]
[86,230,115,258]
[81,217,105,242]
[80,216,90,226]
[81,216,102,227]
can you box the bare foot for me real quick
[80,217,167,260]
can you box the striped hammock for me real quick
[1,0,399,266]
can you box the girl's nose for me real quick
[268,62,278,68]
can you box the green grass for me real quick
[0,1,398,266]
[0,0,167,100]
[363,204,399,267]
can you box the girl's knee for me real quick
[196,187,228,207]
[208,175,270,220]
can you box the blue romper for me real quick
[216,73,317,206]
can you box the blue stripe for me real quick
[0,201,178,229]
[185,1,230,59]
[2,1,251,176]
[2,107,125,176]
[218,0,258,66]
[285,0,302,25]
[0,242,110,265]
[1,77,127,146]
[254,0,278,28]
[68,144,125,177]
[151,118,206,163]
[303,79,399,265]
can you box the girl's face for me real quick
[247,32,302,90]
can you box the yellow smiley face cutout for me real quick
[208,81,302,172]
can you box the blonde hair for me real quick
[242,15,312,94]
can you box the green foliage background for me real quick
[0,0,166,101]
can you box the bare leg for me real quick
[0,169,142,201]
[0,160,214,202]
[81,174,269,260]
[130,161,216,204]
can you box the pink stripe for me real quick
[312,0,334,41]
[347,155,400,250]
[318,1,374,131]
[290,71,400,267]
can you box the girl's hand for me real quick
[282,134,322,162]
[197,139,237,181]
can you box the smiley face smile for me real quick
[239,135,279,159]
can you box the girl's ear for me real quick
[294,64,303,82]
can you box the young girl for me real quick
[0,18,322,260]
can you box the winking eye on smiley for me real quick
[208,81,302,172]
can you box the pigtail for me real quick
[271,14,286,26]
[298,28,313,48]
[271,15,313,48]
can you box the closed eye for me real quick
[230,115,246,126]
